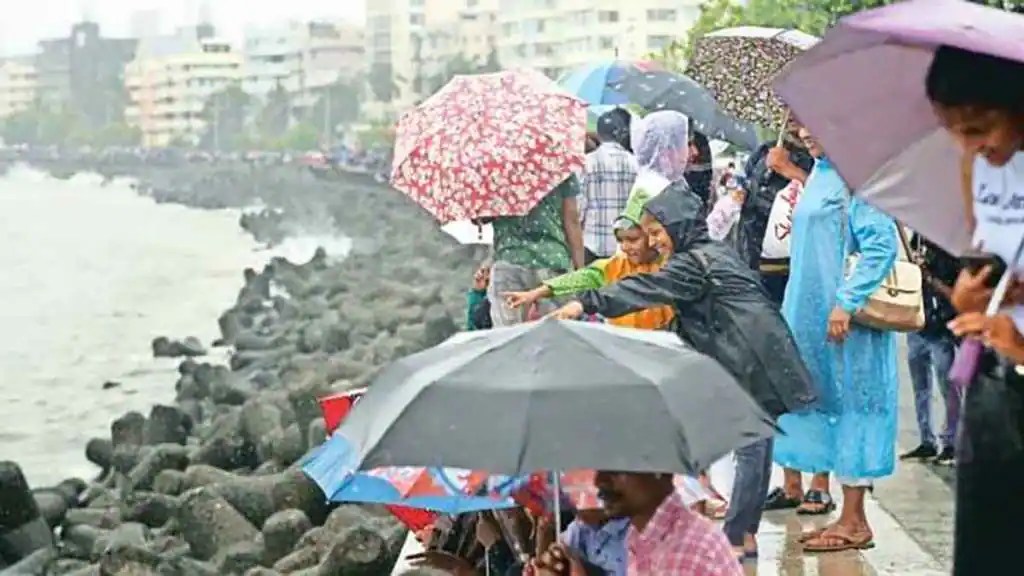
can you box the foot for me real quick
[899,443,938,460]
[796,490,835,515]
[763,486,803,510]
[803,524,875,553]
[933,446,955,465]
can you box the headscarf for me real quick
[643,186,711,253]
[684,130,713,206]
[596,108,633,151]
[632,110,690,183]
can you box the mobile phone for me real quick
[960,253,1008,289]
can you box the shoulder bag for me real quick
[841,199,925,332]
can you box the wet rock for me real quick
[190,412,255,470]
[32,489,70,529]
[0,547,57,575]
[152,470,186,497]
[154,557,218,576]
[127,445,190,492]
[243,568,281,576]
[63,508,122,531]
[60,524,109,561]
[110,413,146,448]
[101,381,121,390]
[216,539,265,575]
[209,373,256,406]
[152,336,207,358]
[0,461,55,566]
[55,479,88,506]
[96,523,156,574]
[263,424,304,466]
[85,439,113,473]
[47,558,91,575]
[143,406,190,446]
[176,488,260,562]
[111,446,150,476]
[317,527,395,576]
[121,492,177,528]
[261,509,312,566]
[271,546,318,573]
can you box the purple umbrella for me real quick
[772,0,1024,255]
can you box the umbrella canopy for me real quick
[772,0,1024,255]
[610,70,760,150]
[391,69,586,224]
[489,469,711,511]
[688,26,819,128]
[332,318,775,477]
[558,60,661,105]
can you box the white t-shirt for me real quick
[972,151,1024,330]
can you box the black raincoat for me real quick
[576,185,816,417]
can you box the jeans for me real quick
[487,261,568,327]
[723,438,773,546]
[907,332,958,448]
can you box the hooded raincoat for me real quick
[574,188,816,418]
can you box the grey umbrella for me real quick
[335,318,775,477]
[610,70,761,150]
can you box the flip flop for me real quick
[764,487,802,511]
[802,529,875,553]
[797,525,832,543]
[796,490,835,516]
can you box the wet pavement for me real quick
[747,338,954,575]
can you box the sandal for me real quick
[802,528,875,553]
[796,490,835,516]
[763,487,802,511]
[797,525,833,543]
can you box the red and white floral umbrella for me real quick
[391,69,587,223]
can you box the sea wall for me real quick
[0,155,487,575]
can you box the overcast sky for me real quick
[0,0,367,56]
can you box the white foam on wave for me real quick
[268,233,352,264]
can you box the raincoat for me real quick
[575,187,816,418]
[773,157,899,479]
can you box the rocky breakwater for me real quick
[1,160,488,575]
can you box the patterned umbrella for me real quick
[558,60,662,106]
[391,69,587,224]
[610,70,760,150]
[687,26,819,128]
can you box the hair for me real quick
[925,45,1024,113]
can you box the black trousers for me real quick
[953,361,1024,575]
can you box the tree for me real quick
[257,83,292,143]
[309,78,363,145]
[369,62,401,103]
[199,83,252,151]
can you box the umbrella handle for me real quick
[552,471,562,537]
[776,110,791,148]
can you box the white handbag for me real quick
[842,203,925,332]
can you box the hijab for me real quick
[632,110,691,183]
[643,186,712,253]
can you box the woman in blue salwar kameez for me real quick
[773,128,899,553]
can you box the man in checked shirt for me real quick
[532,472,742,576]
[580,109,639,265]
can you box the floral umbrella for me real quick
[687,26,819,129]
[391,69,587,224]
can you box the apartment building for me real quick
[125,28,242,147]
[497,0,703,78]
[0,60,38,119]
[242,21,365,112]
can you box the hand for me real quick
[504,289,542,310]
[547,301,584,320]
[765,146,794,173]
[950,313,1024,363]
[1005,275,1024,307]
[473,268,490,291]
[827,307,852,343]
[951,265,994,313]
[532,543,587,576]
[408,550,476,576]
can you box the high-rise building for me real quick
[0,60,38,119]
[496,0,703,78]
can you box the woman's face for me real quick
[640,212,673,257]
[933,103,1024,167]
[616,226,655,265]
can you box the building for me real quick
[364,0,494,119]
[496,0,703,78]
[125,27,242,147]
[0,60,38,119]
[33,22,137,125]
[242,20,365,112]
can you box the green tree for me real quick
[309,78,363,145]
[200,83,252,151]
[0,101,81,146]
[369,62,401,103]
[255,83,292,145]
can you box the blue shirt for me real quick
[561,517,630,576]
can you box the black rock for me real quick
[110,412,146,448]
[143,406,190,446]
[176,488,260,562]
[121,492,178,528]
[261,509,312,566]
[126,444,190,492]
[0,461,55,566]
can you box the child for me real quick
[466,260,493,331]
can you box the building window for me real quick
[646,9,676,22]
[410,14,425,26]
[598,11,619,23]
[647,35,672,50]
[599,36,614,50]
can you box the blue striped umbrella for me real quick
[558,60,661,106]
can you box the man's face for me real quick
[593,471,660,518]
[798,127,824,158]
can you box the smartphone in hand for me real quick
[960,252,1008,289]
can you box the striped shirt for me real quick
[580,142,638,258]
[627,493,741,576]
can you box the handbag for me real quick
[841,199,925,332]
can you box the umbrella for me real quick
[331,318,775,477]
[391,69,586,224]
[609,70,760,150]
[687,26,820,128]
[558,60,661,106]
[772,0,1024,255]
[302,437,514,514]
[441,220,494,245]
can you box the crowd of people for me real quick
[408,40,1024,576]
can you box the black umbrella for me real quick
[334,318,775,477]
[610,70,761,150]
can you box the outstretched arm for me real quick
[575,255,705,319]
